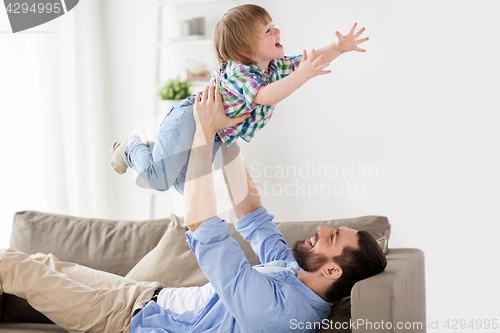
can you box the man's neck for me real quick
[296,269,330,302]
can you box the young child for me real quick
[110,4,368,193]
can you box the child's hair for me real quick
[214,4,272,66]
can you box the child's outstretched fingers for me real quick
[356,36,369,52]
[349,23,358,36]
[309,48,316,61]
[312,53,324,64]
[318,62,331,75]
[336,23,369,53]
[354,26,366,39]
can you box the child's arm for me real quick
[253,49,330,106]
[253,23,368,106]
[314,23,369,66]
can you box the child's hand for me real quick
[296,49,332,81]
[335,23,369,54]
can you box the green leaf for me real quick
[158,77,192,100]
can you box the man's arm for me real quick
[184,79,250,231]
[220,142,261,220]
[221,144,295,264]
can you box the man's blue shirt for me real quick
[130,207,332,332]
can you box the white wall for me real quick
[1,0,497,328]
[244,0,500,323]
[100,0,163,221]
[103,0,500,324]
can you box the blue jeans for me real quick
[123,96,222,194]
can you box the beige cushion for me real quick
[125,214,209,287]
[377,236,389,254]
[11,211,171,276]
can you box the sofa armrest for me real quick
[351,248,426,333]
[0,293,4,322]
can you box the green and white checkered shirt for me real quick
[210,55,302,146]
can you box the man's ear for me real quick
[322,262,343,281]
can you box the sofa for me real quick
[0,210,426,332]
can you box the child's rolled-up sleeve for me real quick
[275,55,303,78]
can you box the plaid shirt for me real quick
[210,55,302,146]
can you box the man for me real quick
[0,81,386,333]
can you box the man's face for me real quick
[292,226,360,272]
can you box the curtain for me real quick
[0,0,110,248]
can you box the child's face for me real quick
[252,21,284,68]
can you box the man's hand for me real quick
[194,76,251,138]
[295,49,332,81]
[335,23,369,54]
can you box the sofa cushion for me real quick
[377,236,389,254]
[125,214,209,287]
[11,211,171,277]
[124,213,261,287]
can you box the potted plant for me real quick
[158,77,192,114]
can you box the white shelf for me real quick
[151,0,235,6]
[156,37,212,48]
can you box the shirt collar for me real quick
[224,60,278,76]
[250,59,278,75]
[285,273,333,312]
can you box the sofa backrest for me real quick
[11,210,390,277]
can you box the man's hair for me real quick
[325,231,387,302]
[213,4,272,66]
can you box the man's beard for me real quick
[292,240,329,273]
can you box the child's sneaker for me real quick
[110,142,128,174]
